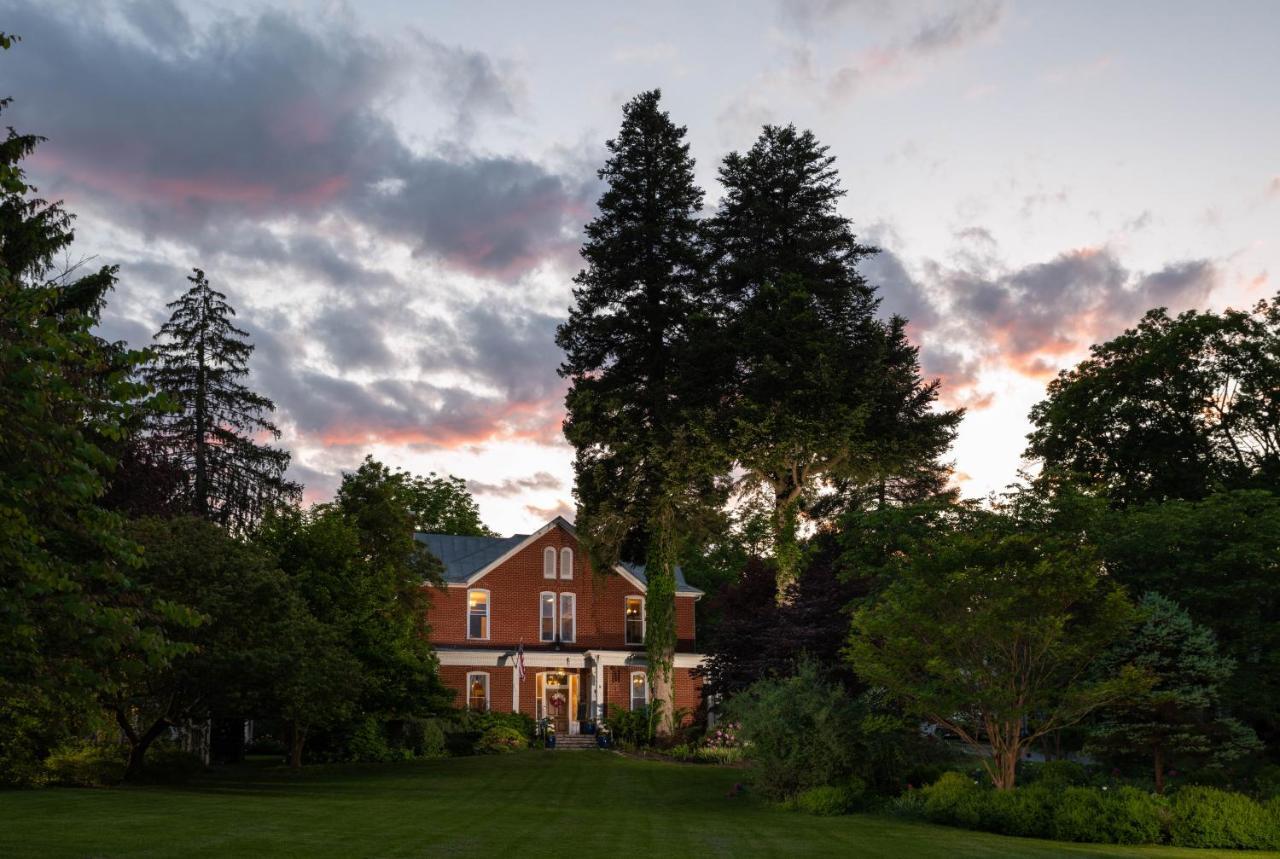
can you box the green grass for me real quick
[1,752,1273,858]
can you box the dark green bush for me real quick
[1028,759,1089,788]
[1169,786,1276,849]
[245,736,286,756]
[921,771,986,828]
[605,708,652,747]
[348,718,399,763]
[474,726,526,754]
[1051,786,1165,845]
[143,745,207,781]
[793,781,865,816]
[41,742,126,787]
[983,784,1056,838]
[726,663,863,800]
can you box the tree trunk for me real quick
[289,721,306,769]
[117,710,170,782]
[772,490,800,603]
[1153,744,1165,795]
[652,654,675,738]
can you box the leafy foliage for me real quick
[1027,301,1280,506]
[848,490,1146,789]
[0,61,181,784]
[1168,786,1278,849]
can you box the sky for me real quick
[3,0,1277,535]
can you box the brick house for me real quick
[419,516,707,734]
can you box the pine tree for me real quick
[1,37,185,783]
[145,269,299,532]
[556,91,728,734]
[1088,592,1262,793]
[707,125,960,592]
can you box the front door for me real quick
[545,678,570,734]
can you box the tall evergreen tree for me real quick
[0,37,182,783]
[557,91,728,733]
[707,125,960,591]
[144,269,299,532]
[1087,592,1261,793]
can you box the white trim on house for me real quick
[466,588,490,641]
[465,671,490,711]
[436,648,589,669]
[587,649,706,670]
[466,519,562,586]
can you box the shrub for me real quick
[348,718,398,763]
[474,726,526,754]
[726,662,862,800]
[605,708,652,747]
[1169,786,1276,849]
[983,784,1056,839]
[245,736,286,756]
[1050,785,1166,845]
[417,719,447,758]
[694,746,744,765]
[793,781,865,816]
[921,771,986,829]
[889,788,927,819]
[41,742,126,787]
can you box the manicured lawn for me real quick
[0,752,1272,858]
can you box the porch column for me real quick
[512,661,520,713]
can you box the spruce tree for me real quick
[707,125,960,591]
[1,36,184,783]
[1088,592,1261,793]
[557,91,728,733]
[145,269,299,532]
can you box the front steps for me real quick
[550,735,600,750]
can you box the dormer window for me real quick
[559,547,573,580]
[543,547,556,579]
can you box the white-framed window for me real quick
[540,591,556,643]
[625,595,645,645]
[630,671,648,711]
[559,592,576,643]
[467,588,490,640]
[559,547,574,580]
[543,547,556,579]
[466,672,489,711]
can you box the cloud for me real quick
[524,500,575,522]
[468,472,563,497]
[3,2,592,282]
[1268,177,1280,199]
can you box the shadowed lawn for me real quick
[1,752,1273,858]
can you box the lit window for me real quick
[543,547,556,579]
[560,547,573,580]
[467,672,489,711]
[559,593,576,643]
[625,596,645,645]
[467,589,489,640]
[630,672,647,711]
[540,592,556,642]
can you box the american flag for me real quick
[515,642,526,682]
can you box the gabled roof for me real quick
[415,515,704,597]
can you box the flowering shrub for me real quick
[705,722,741,750]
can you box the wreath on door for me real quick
[550,691,566,706]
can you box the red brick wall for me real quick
[425,526,698,652]
[439,665,514,712]
[601,666,701,723]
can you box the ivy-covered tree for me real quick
[847,492,1146,790]
[1027,300,1280,506]
[557,91,729,733]
[707,125,960,590]
[0,40,183,784]
[144,269,299,532]
[1087,592,1261,794]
